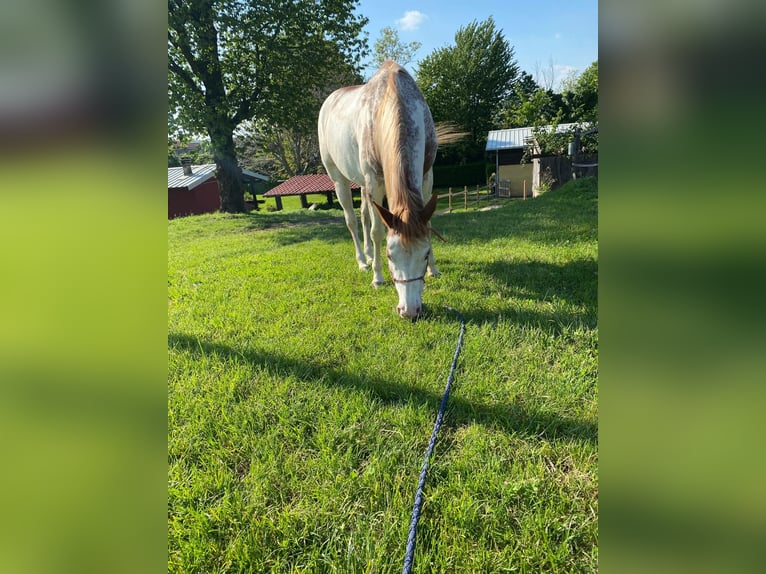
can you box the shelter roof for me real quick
[264,174,360,197]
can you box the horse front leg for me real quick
[360,190,374,265]
[369,203,387,287]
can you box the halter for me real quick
[391,274,426,284]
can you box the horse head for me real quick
[373,194,438,319]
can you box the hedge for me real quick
[432,162,494,188]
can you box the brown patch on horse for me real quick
[373,193,438,241]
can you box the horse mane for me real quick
[374,62,428,244]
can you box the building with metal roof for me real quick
[485,123,582,152]
[168,163,268,190]
[485,127,535,152]
[167,163,218,191]
[485,123,584,198]
[168,163,270,219]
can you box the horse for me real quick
[318,61,440,319]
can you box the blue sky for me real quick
[355,0,598,91]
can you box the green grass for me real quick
[168,178,598,573]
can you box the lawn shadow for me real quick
[169,333,597,444]
[239,211,353,246]
[431,257,597,332]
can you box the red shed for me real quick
[168,162,269,219]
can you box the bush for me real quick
[433,162,492,187]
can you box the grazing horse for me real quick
[318,61,440,319]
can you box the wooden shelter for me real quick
[263,174,360,210]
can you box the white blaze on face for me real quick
[372,195,439,320]
[386,233,431,318]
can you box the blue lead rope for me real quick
[402,306,465,574]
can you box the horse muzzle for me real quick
[392,271,426,320]
[397,303,422,320]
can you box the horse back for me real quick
[318,61,436,196]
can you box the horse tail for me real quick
[434,122,469,146]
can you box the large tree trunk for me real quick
[209,124,244,213]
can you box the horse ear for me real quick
[373,201,397,230]
[420,193,439,223]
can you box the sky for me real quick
[355,0,598,91]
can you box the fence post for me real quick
[448,187,452,213]
[476,184,480,207]
[463,186,468,210]
[523,180,527,200]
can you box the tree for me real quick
[235,59,362,179]
[236,125,320,178]
[371,26,421,68]
[169,138,215,167]
[416,17,518,162]
[495,84,570,129]
[168,0,368,212]
[493,71,540,127]
[562,61,598,123]
[168,143,181,167]
[534,58,558,91]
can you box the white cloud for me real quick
[397,10,427,31]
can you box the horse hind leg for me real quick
[427,247,441,278]
[422,168,441,277]
[333,179,369,271]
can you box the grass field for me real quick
[168,178,598,573]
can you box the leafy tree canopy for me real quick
[490,60,598,159]
[416,17,518,163]
[370,26,421,68]
[236,60,362,179]
[168,0,368,211]
[496,61,598,130]
[562,61,598,123]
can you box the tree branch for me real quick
[232,34,267,125]
[232,92,255,126]
[168,56,203,96]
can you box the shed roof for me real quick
[168,164,217,190]
[241,168,270,181]
[168,164,269,190]
[264,174,360,197]
[485,123,582,151]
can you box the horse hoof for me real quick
[358,263,370,271]
[428,270,441,278]
[372,280,386,288]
